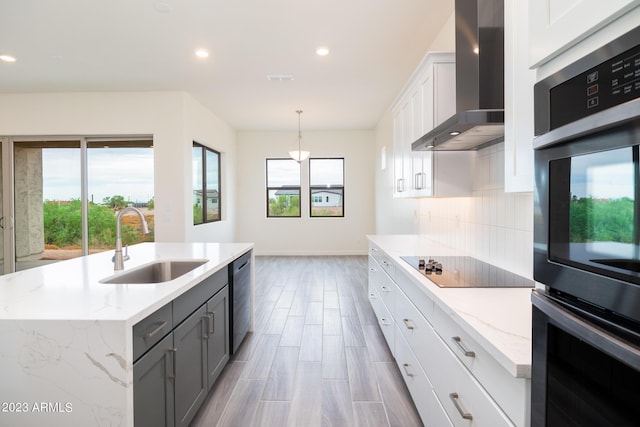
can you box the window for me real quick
[193,142,221,224]
[266,159,301,217]
[309,158,344,217]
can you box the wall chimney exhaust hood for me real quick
[412,0,504,151]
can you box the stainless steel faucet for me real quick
[113,206,151,271]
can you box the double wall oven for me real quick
[533,26,640,426]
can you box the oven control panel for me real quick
[550,41,640,130]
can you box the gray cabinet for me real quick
[206,286,229,389]
[174,305,208,427]
[133,266,233,427]
[133,332,175,427]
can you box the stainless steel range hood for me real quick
[412,0,504,151]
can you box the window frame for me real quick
[193,142,221,225]
[266,158,301,218]
[309,157,345,218]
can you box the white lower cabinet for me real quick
[367,244,529,426]
[395,323,454,427]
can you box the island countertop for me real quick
[0,242,253,427]
[0,242,253,324]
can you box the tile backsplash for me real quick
[418,143,533,278]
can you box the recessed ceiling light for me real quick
[0,55,16,63]
[195,49,209,58]
[316,47,330,56]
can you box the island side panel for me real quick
[0,319,131,427]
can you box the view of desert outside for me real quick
[38,145,154,263]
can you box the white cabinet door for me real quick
[392,51,471,198]
[504,0,535,192]
[432,61,456,128]
[529,0,640,68]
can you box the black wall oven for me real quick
[533,26,640,427]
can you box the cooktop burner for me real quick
[400,256,534,288]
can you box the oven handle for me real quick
[533,98,640,150]
[532,291,640,368]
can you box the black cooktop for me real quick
[400,256,534,288]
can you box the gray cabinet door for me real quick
[133,332,175,427]
[206,285,230,389]
[174,305,208,427]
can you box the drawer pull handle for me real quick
[369,292,377,299]
[452,336,476,358]
[403,318,415,330]
[381,260,390,267]
[402,363,415,377]
[371,248,378,252]
[369,267,377,272]
[380,286,391,293]
[168,347,177,379]
[143,321,168,340]
[380,317,391,326]
[449,393,473,420]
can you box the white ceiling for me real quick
[0,0,453,131]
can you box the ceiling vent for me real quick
[266,74,294,81]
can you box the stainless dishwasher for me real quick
[229,250,251,354]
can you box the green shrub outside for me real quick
[44,198,153,249]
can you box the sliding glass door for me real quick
[2,136,154,273]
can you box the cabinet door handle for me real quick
[168,347,177,379]
[369,292,378,299]
[414,172,426,190]
[452,336,476,358]
[369,267,377,272]
[201,314,212,339]
[403,318,415,330]
[380,285,391,293]
[379,317,391,326]
[208,311,215,335]
[402,363,415,378]
[397,178,405,192]
[143,321,168,340]
[449,393,473,420]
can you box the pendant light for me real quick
[289,110,310,162]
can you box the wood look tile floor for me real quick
[191,256,423,427]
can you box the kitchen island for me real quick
[0,242,254,427]
[368,234,532,426]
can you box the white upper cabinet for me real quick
[504,0,535,192]
[529,0,640,68]
[392,52,473,198]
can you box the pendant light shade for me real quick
[289,110,310,162]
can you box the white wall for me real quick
[236,130,375,255]
[0,92,237,244]
[182,95,238,243]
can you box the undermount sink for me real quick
[100,259,209,284]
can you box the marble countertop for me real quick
[368,234,532,378]
[0,242,254,325]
